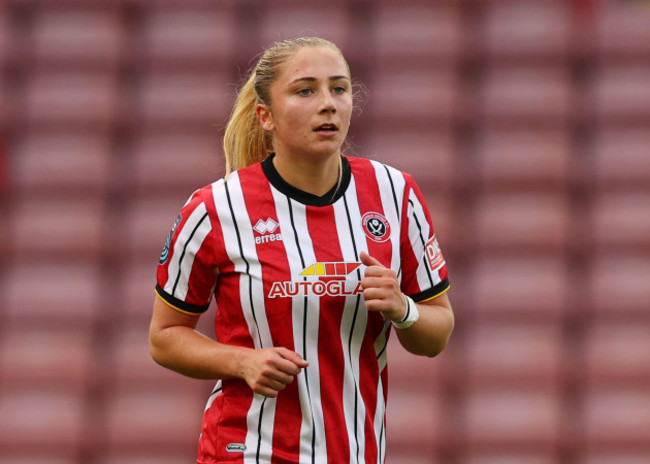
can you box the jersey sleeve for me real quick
[399,175,450,303]
[155,189,217,314]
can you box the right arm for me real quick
[149,295,308,398]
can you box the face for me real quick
[256,46,353,162]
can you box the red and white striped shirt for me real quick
[156,155,450,464]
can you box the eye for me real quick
[332,86,347,95]
[297,88,313,96]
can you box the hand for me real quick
[360,251,407,322]
[239,347,308,398]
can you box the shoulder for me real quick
[346,155,415,188]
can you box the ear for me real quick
[256,104,274,132]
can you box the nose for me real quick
[319,89,336,114]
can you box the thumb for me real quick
[279,348,309,368]
[360,251,383,268]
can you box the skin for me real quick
[149,46,454,398]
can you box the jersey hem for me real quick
[155,284,210,315]
[409,278,450,303]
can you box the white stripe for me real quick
[334,177,369,463]
[212,174,277,462]
[164,202,210,300]
[270,186,328,463]
[373,376,387,464]
[408,188,444,290]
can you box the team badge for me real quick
[159,214,182,265]
[361,211,391,243]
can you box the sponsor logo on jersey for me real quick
[159,213,182,265]
[425,235,445,271]
[253,218,282,244]
[226,443,246,453]
[268,261,363,298]
[361,211,391,243]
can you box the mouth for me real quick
[314,123,338,133]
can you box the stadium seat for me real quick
[464,322,563,387]
[581,387,650,448]
[589,65,650,124]
[478,66,573,124]
[22,70,119,130]
[458,451,560,464]
[477,1,572,61]
[139,4,236,66]
[580,451,650,464]
[135,70,231,127]
[131,129,224,195]
[583,318,650,386]
[30,6,125,65]
[589,253,650,315]
[461,387,563,451]
[474,128,571,188]
[0,386,87,454]
[592,128,650,188]
[4,260,103,327]
[471,254,569,320]
[372,2,462,66]
[10,132,112,195]
[0,322,94,389]
[0,6,8,67]
[595,1,650,58]
[0,454,79,464]
[387,334,447,389]
[472,192,571,252]
[590,192,650,250]
[95,452,199,464]
[7,195,106,260]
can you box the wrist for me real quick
[392,295,419,329]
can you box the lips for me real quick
[314,123,338,132]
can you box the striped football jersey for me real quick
[156,154,450,464]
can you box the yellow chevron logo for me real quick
[299,262,362,276]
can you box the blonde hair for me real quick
[223,37,349,175]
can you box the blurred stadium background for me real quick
[1,0,649,463]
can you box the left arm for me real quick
[360,251,454,357]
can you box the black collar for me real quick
[261,153,351,206]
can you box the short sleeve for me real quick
[155,189,217,314]
[399,176,450,303]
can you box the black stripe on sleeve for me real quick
[409,278,450,303]
[155,283,210,314]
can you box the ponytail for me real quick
[223,74,271,175]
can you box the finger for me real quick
[360,251,384,268]
[277,348,309,368]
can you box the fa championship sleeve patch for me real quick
[159,213,182,265]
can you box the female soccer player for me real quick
[149,36,454,464]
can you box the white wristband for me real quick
[392,295,419,329]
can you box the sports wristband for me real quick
[392,295,420,329]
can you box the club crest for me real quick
[361,211,390,243]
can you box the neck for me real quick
[272,152,341,197]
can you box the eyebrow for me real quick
[288,75,351,86]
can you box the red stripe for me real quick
[326,262,336,276]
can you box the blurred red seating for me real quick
[30,6,125,65]
[475,128,571,188]
[0,386,87,454]
[478,1,572,61]
[0,454,79,464]
[582,387,650,448]
[459,451,560,464]
[580,451,650,464]
[461,387,563,451]
[473,192,571,252]
[4,260,102,327]
[595,1,650,58]
[8,195,106,260]
[478,66,573,124]
[22,70,119,130]
[11,132,112,195]
[464,322,563,387]
[139,4,236,65]
[590,253,650,315]
[589,65,650,124]
[373,2,462,66]
[591,192,650,250]
[95,451,199,464]
[583,318,650,386]
[472,254,569,320]
[131,130,223,195]
[592,129,650,188]
[136,70,231,126]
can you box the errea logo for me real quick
[253,218,282,244]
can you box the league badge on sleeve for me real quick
[425,235,445,272]
[159,214,182,265]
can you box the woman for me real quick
[150,37,454,464]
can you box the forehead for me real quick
[277,46,350,83]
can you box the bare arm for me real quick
[360,252,454,357]
[149,295,308,397]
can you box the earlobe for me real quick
[256,104,274,131]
